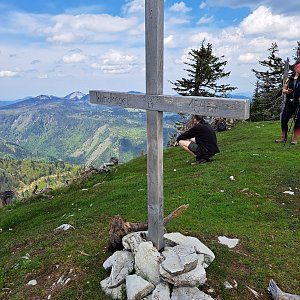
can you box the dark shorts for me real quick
[188,142,212,160]
[188,142,200,154]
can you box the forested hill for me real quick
[0,138,32,160]
[0,93,178,166]
[0,121,299,299]
[0,158,80,196]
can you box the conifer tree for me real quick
[293,41,300,62]
[171,40,236,97]
[251,43,284,121]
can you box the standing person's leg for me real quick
[292,104,300,144]
[276,103,293,142]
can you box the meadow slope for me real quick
[0,121,299,299]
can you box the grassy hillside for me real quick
[0,121,299,300]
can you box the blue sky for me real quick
[0,0,299,100]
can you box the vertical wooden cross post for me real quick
[90,0,250,251]
[145,0,165,250]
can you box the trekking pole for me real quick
[288,101,300,147]
[281,59,290,147]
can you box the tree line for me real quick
[0,158,81,195]
[171,40,300,121]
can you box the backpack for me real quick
[217,120,227,132]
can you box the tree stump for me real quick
[108,204,189,251]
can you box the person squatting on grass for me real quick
[176,115,220,165]
[276,61,300,145]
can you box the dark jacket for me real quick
[286,76,300,102]
[177,121,220,155]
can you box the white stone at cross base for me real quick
[152,282,171,300]
[102,250,134,288]
[164,233,215,267]
[161,245,198,275]
[171,287,214,300]
[135,241,162,285]
[126,274,155,300]
[160,260,207,287]
[122,231,148,255]
[100,277,125,300]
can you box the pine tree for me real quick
[170,40,236,97]
[251,43,284,121]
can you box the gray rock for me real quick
[126,274,155,300]
[197,254,205,267]
[171,287,214,300]
[187,237,215,266]
[122,231,148,254]
[218,236,239,248]
[152,282,171,300]
[161,245,198,275]
[160,260,207,287]
[27,279,37,286]
[164,232,188,247]
[135,242,162,285]
[103,251,134,288]
[224,281,234,289]
[100,277,125,300]
[142,295,153,300]
[268,279,300,300]
[164,233,215,267]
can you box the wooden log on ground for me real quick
[108,204,189,251]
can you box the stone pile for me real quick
[100,231,215,300]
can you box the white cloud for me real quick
[247,37,274,52]
[240,6,300,39]
[199,2,207,9]
[170,2,192,13]
[0,70,18,77]
[164,35,176,47]
[189,32,214,44]
[123,0,145,14]
[175,53,189,64]
[197,15,214,25]
[5,12,140,44]
[205,0,299,15]
[38,74,48,79]
[168,17,190,25]
[44,14,139,43]
[238,53,260,63]
[91,49,139,74]
[31,60,40,65]
[62,53,87,63]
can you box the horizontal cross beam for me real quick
[90,90,250,120]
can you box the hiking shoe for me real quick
[290,140,298,145]
[191,158,207,165]
[275,138,287,143]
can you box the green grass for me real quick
[0,121,299,299]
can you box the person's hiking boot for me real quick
[191,158,207,165]
[290,140,298,145]
[275,138,287,143]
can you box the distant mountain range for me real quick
[0,91,251,107]
[0,90,251,166]
[0,91,179,166]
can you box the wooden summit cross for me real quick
[90,0,250,250]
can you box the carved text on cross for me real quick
[90,91,249,119]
